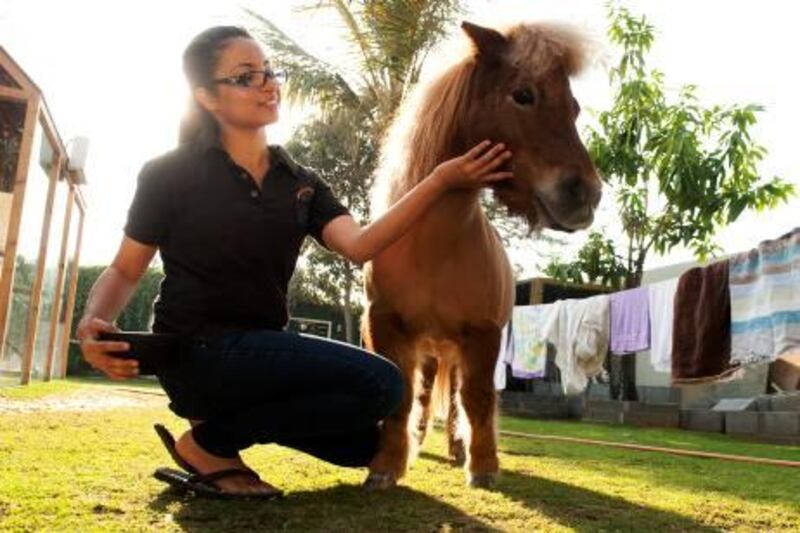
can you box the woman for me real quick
[77,26,512,498]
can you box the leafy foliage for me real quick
[547,4,795,288]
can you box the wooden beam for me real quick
[0,97,39,378]
[0,86,27,102]
[37,100,66,157]
[19,121,62,385]
[58,202,84,379]
[0,48,38,95]
[43,184,74,381]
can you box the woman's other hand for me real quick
[76,317,138,380]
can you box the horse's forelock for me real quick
[505,23,590,77]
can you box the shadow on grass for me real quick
[499,430,800,508]
[148,480,501,532]
[418,451,721,532]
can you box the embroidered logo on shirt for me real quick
[296,186,314,202]
[295,186,314,227]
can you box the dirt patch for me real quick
[0,387,167,414]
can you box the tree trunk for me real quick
[625,249,648,289]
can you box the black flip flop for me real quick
[154,467,283,500]
[153,423,197,474]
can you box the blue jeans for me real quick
[156,329,404,467]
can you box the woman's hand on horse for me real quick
[76,317,138,380]
[433,140,513,190]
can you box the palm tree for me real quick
[245,1,464,343]
[245,0,464,133]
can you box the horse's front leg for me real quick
[415,355,438,447]
[458,323,502,488]
[362,307,417,490]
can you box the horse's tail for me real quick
[430,352,457,423]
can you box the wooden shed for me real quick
[0,46,87,386]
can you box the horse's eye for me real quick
[512,88,536,106]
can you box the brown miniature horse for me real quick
[361,21,601,489]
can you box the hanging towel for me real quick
[542,295,610,395]
[672,261,741,384]
[510,305,551,379]
[609,287,650,354]
[494,322,512,390]
[648,277,680,373]
[729,227,800,366]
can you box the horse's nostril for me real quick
[561,173,586,204]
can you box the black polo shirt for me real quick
[124,141,350,337]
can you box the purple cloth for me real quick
[609,287,650,354]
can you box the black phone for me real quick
[96,331,183,375]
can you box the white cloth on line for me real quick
[542,295,610,395]
[511,305,553,379]
[647,277,680,373]
[494,322,512,390]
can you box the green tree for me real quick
[66,266,164,375]
[548,4,794,289]
[544,230,628,290]
[286,108,376,343]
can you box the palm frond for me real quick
[244,8,361,113]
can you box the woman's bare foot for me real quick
[175,429,280,496]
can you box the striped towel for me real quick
[729,227,800,366]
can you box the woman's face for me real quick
[197,37,281,131]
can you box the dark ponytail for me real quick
[179,26,253,146]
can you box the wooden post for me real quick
[19,122,62,385]
[0,96,39,373]
[58,201,84,379]
[43,183,74,381]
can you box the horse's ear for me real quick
[461,21,507,59]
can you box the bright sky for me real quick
[1,0,797,274]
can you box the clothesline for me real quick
[497,227,800,395]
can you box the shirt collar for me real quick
[194,138,293,177]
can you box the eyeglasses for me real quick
[212,68,289,89]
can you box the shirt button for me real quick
[251,190,259,198]
[240,172,248,180]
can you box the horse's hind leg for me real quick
[362,307,417,490]
[459,324,502,488]
[415,355,438,446]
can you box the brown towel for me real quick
[671,261,740,384]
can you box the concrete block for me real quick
[756,396,772,411]
[499,391,521,410]
[760,412,800,436]
[679,363,769,408]
[531,381,551,396]
[768,393,800,412]
[583,399,624,424]
[712,398,757,412]
[680,409,724,433]
[725,411,759,435]
[549,382,565,396]
[587,383,610,399]
[639,386,677,405]
[567,396,584,419]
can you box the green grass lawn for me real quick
[1,379,798,531]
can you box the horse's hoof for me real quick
[449,440,466,466]
[468,472,497,489]
[363,471,397,491]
